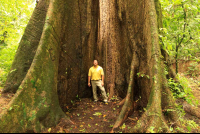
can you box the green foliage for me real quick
[168,78,183,97]
[148,126,155,133]
[166,102,200,133]
[0,0,35,44]
[0,0,35,86]
[110,95,119,101]
[168,74,199,106]
[160,0,200,66]
[137,72,150,79]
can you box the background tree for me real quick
[160,0,200,74]
[0,0,35,86]
[0,0,199,133]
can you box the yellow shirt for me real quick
[88,65,104,80]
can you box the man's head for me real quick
[93,60,98,66]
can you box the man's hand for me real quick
[88,83,91,87]
[101,81,104,86]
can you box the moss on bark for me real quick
[0,0,70,132]
[3,0,50,93]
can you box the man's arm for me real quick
[88,76,91,87]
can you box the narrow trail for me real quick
[42,97,139,133]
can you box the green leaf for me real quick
[48,128,51,133]
[109,125,113,128]
[9,107,12,111]
[93,112,102,116]
[186,126,191,132]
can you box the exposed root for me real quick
[111,51,137,132]
[183,101,200,118]
[161,76,183,127]
[118,98,126,106]
[129,107,170,133]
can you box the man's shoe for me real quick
[103,100,108,103]
[94,100,98,102]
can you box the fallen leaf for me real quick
[93,108,99,110]
[59,127,63,133]
[48,128,51,133]
[109,125,113,127]
[103,119,108,122]
[79,128,86,132]
[63,129,68,133]
[90,117,93,120]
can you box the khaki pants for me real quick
[91,80,108,101]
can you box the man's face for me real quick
[93,60,98,66]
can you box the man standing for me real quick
[88,60,108,103]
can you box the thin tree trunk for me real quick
[112,50,138,132]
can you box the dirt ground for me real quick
[0,89,14,114]
[41,96,140,133]
[0,89,140,133]
[0,61,200,133]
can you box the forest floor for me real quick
[0,73,200,133]
[42,97,140,133]
[41,73,200,133]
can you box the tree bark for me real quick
[0,0,196,133]
[3,0,50,93]
[0,0,71,132]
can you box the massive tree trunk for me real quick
[0,0,195,133]
[3,0,50,93]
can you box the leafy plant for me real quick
[168,74,199,106]
[148,126,155,133]
[168,78,183,97]
[120,123,126,130]
[110,95,119,101]
[137,72,150,79]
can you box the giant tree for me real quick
[0,0,199,133]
